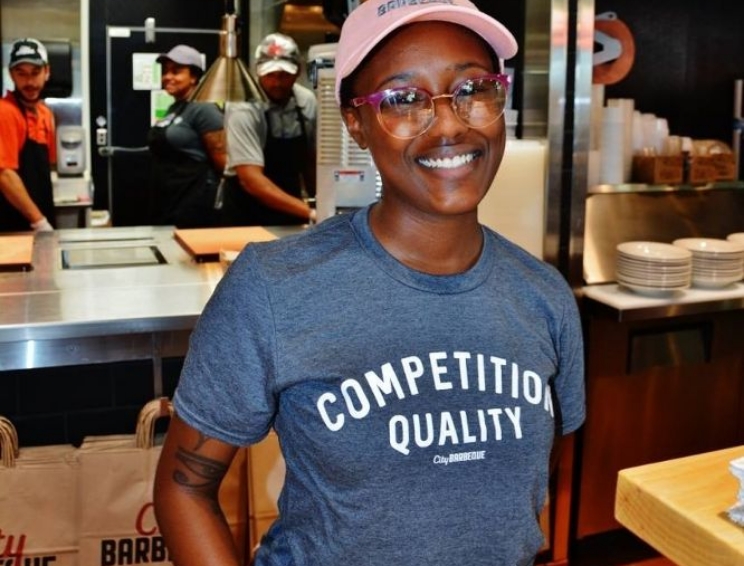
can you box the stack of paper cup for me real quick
[607,98,635,181]
[599,106,625,184]
[631,111,644,154]
[590,84,605,152]
[655,118,669,154]
[588,84,605,188]
[641,113,658,153]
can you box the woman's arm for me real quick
[202,129,227,173]
[154,413,241,566]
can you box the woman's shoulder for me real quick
[183,101,224,131]
[485,227,570,287]
[245,214,357,278]
[184,101,223,120]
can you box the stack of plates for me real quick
[672,238,744,288]
[727,233,744,245]
[616,241,692,295]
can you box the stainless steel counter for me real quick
[0,225,301,392]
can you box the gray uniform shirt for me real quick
[224,82,317,174]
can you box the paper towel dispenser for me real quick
[41,40,73,98]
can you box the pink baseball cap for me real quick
[334,0,518,104]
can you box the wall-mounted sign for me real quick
[132,52,160,90]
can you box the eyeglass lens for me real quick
[378,76,507,139]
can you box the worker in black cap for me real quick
[0,38,56,232]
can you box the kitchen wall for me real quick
[1,0,79,47]
[598,0,744,148]
[1,0,82,125]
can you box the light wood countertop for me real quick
[615,445,744,566]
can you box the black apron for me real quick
[147,100,220,228]
[0,93,55,232]
[221,103,308,226]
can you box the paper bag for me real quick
[77,398,247,566]
[0,416,79,566]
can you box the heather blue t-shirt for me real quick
[174,206,585,566]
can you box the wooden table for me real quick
[615,446,744,566]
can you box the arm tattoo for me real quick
[172,437,229,515]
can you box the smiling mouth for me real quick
[417,151,480,170]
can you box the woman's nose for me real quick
[426,94,468,137]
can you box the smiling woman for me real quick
[153,2,585,565]
[338,21,510,273]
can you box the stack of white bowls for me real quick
[616,241,692,295]
[672,238,744,288]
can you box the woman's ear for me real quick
[341,106,368,150]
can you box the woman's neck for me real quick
[369,204,484,275]
[176,85,196,102]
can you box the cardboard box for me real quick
[688,156,717,184]
[710,153,736,181]
[632,155,684,185]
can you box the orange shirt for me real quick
[0,90,56,170]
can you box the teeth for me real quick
[418,153,476,169]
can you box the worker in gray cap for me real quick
[147,44,226,227]
[0,38,56,231]
[221,33,317,226]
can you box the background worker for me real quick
[0,38,55,232]
[148,44,226,228]
[221,33,316,226]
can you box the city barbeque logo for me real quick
[96,503,170,565]
[0,530,58,566]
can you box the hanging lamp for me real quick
[189,8,266,105]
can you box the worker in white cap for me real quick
[221,33,317,226]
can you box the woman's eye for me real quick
[389,90,425,105]
[458,81,484,97]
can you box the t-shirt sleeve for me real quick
[190,102,224,135]
[553,284,586,435]
[173,246,278,446]
[225,102,266,170]
[0,103,22,170]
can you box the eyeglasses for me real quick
[351,73,510,140]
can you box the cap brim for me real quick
[10,58,46,68]
[257,60,298,77]
[156,54,203,69]
[335,4,518,103]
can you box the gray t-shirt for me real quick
[174,207,585,566]
[224,83,317,174]
[153,100,224,162]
